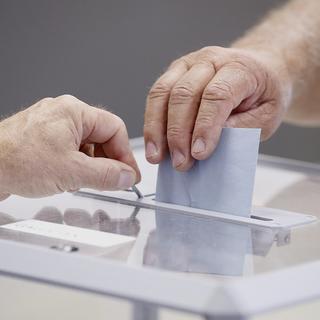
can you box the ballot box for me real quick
[0,137,320,320]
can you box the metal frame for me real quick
[0,238,320,318]
[75,190,317,230]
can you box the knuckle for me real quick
[39,97,53,105]
[119,118,126,130]
[203,81,233,102]
[195,60,214,70]
[113,114,126,128]
[170,56,192,69]
[199,46,213,56]
[56,94,79,106]
[171,84,196,101]
[169,57,183,68]
[200,45,221,53]
[101,164,119,189]
[111,114,127,135]
[36,97,54,109]
[179,56,192,68]
[167,124,187,142]
[169,58,180,67]
[148,82,171,100]
[196,112,216,129]
[198,46,221,59]
[143,120,157,136]
[199,46,211,52]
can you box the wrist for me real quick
[233,41,291,78]
[232,43,294,110]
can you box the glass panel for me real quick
[0,275,132,320]
[1,147,320,288]
[0,187,320,280]
[253,299,320,320]
[0,274,203,320]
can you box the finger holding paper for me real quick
[144,46,291,171]
[0,95,141,198]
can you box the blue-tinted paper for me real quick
[144,211,252,275]
[156,128,261,217]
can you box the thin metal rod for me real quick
[132,185,144,199]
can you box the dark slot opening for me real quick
[250,215,273,221]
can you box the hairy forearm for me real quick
[233,0,320,126]
[0,118,14,199]
[0,121,8,189]
[0,114,21,182]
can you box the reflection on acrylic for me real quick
[144,210,252,276]
[0,206,140,260]
[0,205,290,275]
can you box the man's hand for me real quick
[0,95,141,198]
[144,46,292,171]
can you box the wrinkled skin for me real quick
[0,95,141,199]
[144,46,291,171]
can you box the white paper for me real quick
[156,128,261,217]
[130,143,158,195]
[1,220,135,248]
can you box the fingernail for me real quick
[117,170,135,189]
[146,141,158,159]
[172,149,185,168]
[192,138,206,154]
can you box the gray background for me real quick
[0,0,319,162]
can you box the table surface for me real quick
[1,138,320,319]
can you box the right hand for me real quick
[0,95,140,199]
[144,46,292,171]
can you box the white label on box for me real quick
[1,219,135,248]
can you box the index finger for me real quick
[144,60,189,163]
[80,105,141,182]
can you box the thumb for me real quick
[225,102,278,141]
[71,152,137,191]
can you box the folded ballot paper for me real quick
[156,128,261,217]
